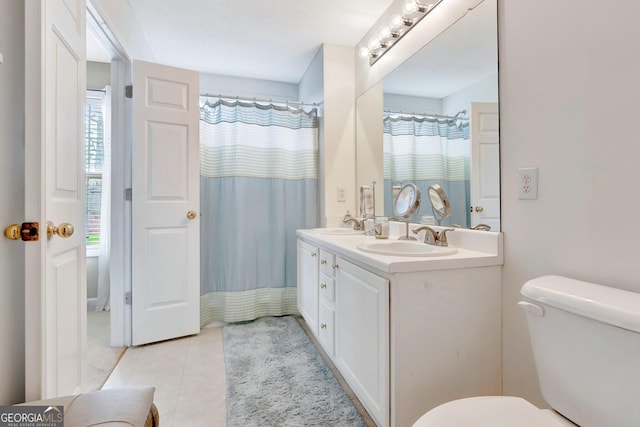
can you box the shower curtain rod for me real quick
[384,109,468,121]
[200,93,322,108]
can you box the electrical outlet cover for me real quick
[518,167,538,200]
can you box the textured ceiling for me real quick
[122,0,395,83]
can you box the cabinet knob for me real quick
[311,252,317,257]
[320,323,327,329]
[320,283,327,289]
[332,263,339,269]
[320,259,327,265]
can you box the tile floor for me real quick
[102,326,226,426]
[100,320,375,427]
[86,310,125,392]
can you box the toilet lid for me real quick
[413,396,575,427]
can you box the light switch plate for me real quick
[518,167,538,200]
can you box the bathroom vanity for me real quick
[296,225,503,427]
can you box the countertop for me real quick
[297,225,503,274]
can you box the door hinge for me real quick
[124,188,132,201]
[125,85,133,99]
[124,291,132,305]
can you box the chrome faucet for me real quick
[343,216,365,231]
[412,226,455,247]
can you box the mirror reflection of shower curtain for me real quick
[199,99,318,324]
[383,114,470,227]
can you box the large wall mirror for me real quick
[356,0,500,231]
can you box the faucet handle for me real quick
[412,225,438,245]
[437,228,455,247]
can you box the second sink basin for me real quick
[357,240,458,257]
[311,228,365,236]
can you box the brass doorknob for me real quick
[187,210,197,220]
[474,206,484,213]
[4,224,21,240]
[47,221,74,240]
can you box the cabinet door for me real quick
[335,258,390,427]
[318,299,335,356]
[297,240,319,335]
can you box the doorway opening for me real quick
[84,3,133,389]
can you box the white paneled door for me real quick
[131,60,200,346]
[24,0,87,400]
[470,102,500,231]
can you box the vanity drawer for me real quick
[318,299,335,357]
[319,249,336,277]
[319,272,335,304]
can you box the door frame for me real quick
[87,1,132,346]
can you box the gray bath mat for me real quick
[223,316,366,427]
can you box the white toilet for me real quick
[413,275,640,427]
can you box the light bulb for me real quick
[378,26,392,41]
[368,37,381,51]
[389,14,404,30]
[402,0,418,15]
[359,46,370,59]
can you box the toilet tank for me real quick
[519,275,640,427]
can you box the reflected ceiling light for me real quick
[360,0,443,66]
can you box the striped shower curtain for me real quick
[199,99,318,324]
[383,114,470,227]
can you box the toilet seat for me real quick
[413,396,577,427]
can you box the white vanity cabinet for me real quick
[335,257,389,427]
[297,240,318,335]
[296,230,503,427]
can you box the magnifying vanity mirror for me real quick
[394,183,421,219]
[394,183,421,240]
[356,0,500,231]
[427,184,452,225]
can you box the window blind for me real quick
[85,97,104,245]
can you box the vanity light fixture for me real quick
[359,0,443,65]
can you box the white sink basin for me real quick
[311,227,365,236]
[357,240,458,257]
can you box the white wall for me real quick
[499,0,640,406]
[87,61,111,90]
[383,93,442,115]
[357,81,384,215]
[442,73,498,116]
[89,0,155,62]
[0,0,25,405]
[200,73,298,102]
[322,45,357,226]
[299,48,326,226]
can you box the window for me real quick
[85,91,105,249]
